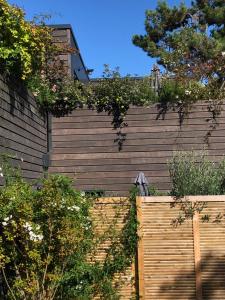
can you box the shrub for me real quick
[169,151,225,197]
[0,162,138,299]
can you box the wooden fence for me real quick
[136,195,225,300]
[0,76,47,184]
[50,103,225,196]
[90,196,225,299]
[91,197,135,299]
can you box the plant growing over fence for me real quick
[86,65,158,129]
[1,0,224,130]
[0,161,138,299]
[169,151,225,225]
[0,0,83,117]
[0,0,53,80]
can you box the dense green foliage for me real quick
[28,74,87,117]
[133,0,225,120]
[133,0,225,84]
[86,65,158,128]
[0,0,53,80]
[169,151,225,197]
[86,66,213,129]
[0,0,83,117]
[0,161,138,299]
[169,151,225,225]
[2,0,225,127]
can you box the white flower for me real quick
[0,167,2,171]
[73,205,80,212]
[29,232,36,241]
[2,222,7,226]
[24,222,32,231]
[21,157,24,162]
[175,95,179,99]
[185,90,191,95]
[33,92,39,97]
[0,173,3,177]
[80,191,85,197]
[63,97,68,101]
[36,234,43,241]
[222,51,225,57]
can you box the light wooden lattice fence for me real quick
[91,197,136,299]
[137,196,225,300]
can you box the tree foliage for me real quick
[133,0,225,86]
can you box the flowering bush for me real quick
[28,74,88,117]
[86,65,157,128]
[0,174,94,299]
[0,160,138,299]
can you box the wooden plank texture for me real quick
[50,104,225,195]
[139,200,196,299]
[199,201,225,299]
[91,197,135,299]
[136,196,145,299]
[193,212,202,300]
[0,77,47,182]
[137,196,225,300]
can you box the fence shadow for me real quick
[159,253,225,299]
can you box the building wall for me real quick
[50,102,225,196]
[0,76,47,184]
[51,25,89,82]
[51,27,70,73]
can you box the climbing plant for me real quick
[0,0,53,80]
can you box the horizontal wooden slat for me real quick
[0,98,46,135]
[0,77,47,183]
[51,102,225,196]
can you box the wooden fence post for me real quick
[193,211,202,300]
[136,196,145,299]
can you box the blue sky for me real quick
[9,0,192,78]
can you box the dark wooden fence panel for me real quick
[50,103,225,196]
[0,77,47,184]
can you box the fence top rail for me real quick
[95,197,129,204]
[138,195,225,203]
